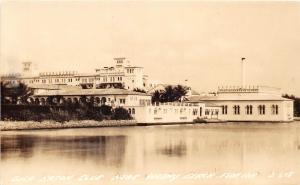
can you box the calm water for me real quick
[1,122,300,185]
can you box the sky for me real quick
[1,1,300,96]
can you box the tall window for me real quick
[205,110,210,115]
[271,105,279,115]
[246,105,253,115]
[222,105,228,114]
[233,105,240,115]
[258,105,265,115]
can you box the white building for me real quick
[32,88,152,108]
[186,86,294,122]
[1,58,154,90]
[133,102,206,124]
[95,57,147,90]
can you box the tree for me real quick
[152,85,188,103]
[152,90,161,103]
[282,94,300,117]
[1,82,8,104]
[174,85,188,101]
[112,107,132,120]
[133,88,146,93]
[1,82,33,104]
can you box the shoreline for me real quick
[0,120,137,131]
[1,119,299,131]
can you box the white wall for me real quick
[129,103,206,123]
[206,100,294,122]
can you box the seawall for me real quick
[0,120,137,131]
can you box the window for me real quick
[128,108,131,114]
[258,105,265,115]
[272,105,279,115]
[193,109,198,115]
[222,105,228,114]
[205,110,210,115]
[233,105,240,115]
[132,108,135,114]
[120,99,126,104]
[246,105,253,115]
[199,107,202,117]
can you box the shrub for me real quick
[112,107,132,120]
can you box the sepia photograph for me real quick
[0,1,300,185]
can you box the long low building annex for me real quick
[33,88,152,108]
[186,86,294,122]
[31,88,210,123]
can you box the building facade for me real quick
[133,102,206,124]
[1,58,155,90]
[32,88,152,108]
[187,86,294,122]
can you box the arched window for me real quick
[275,105,278,114]
[199,107,202,117]
[128,108,131,114]
[132,108,135,114]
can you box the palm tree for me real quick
[1,82,8,104]
[3,83,33,104]
[152,90,161,103]
[174,85,188,101]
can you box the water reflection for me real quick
[156,140,187,157]
[1,135,127,167]
[1,122,300,185]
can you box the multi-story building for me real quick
[94,57,146,90]
[0,58,154,90]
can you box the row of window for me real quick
[205,109,219,115]
[222,105,279,115]
[127,69,134,73]
[150,107,198,115]
[119,99,126,104]
[25,76,124,84]
[128,108,135,114]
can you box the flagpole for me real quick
[241,57,246,87]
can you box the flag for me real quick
[241,57,246,61]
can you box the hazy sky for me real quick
[1,1,300,96]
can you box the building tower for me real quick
[22,61,33,77]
